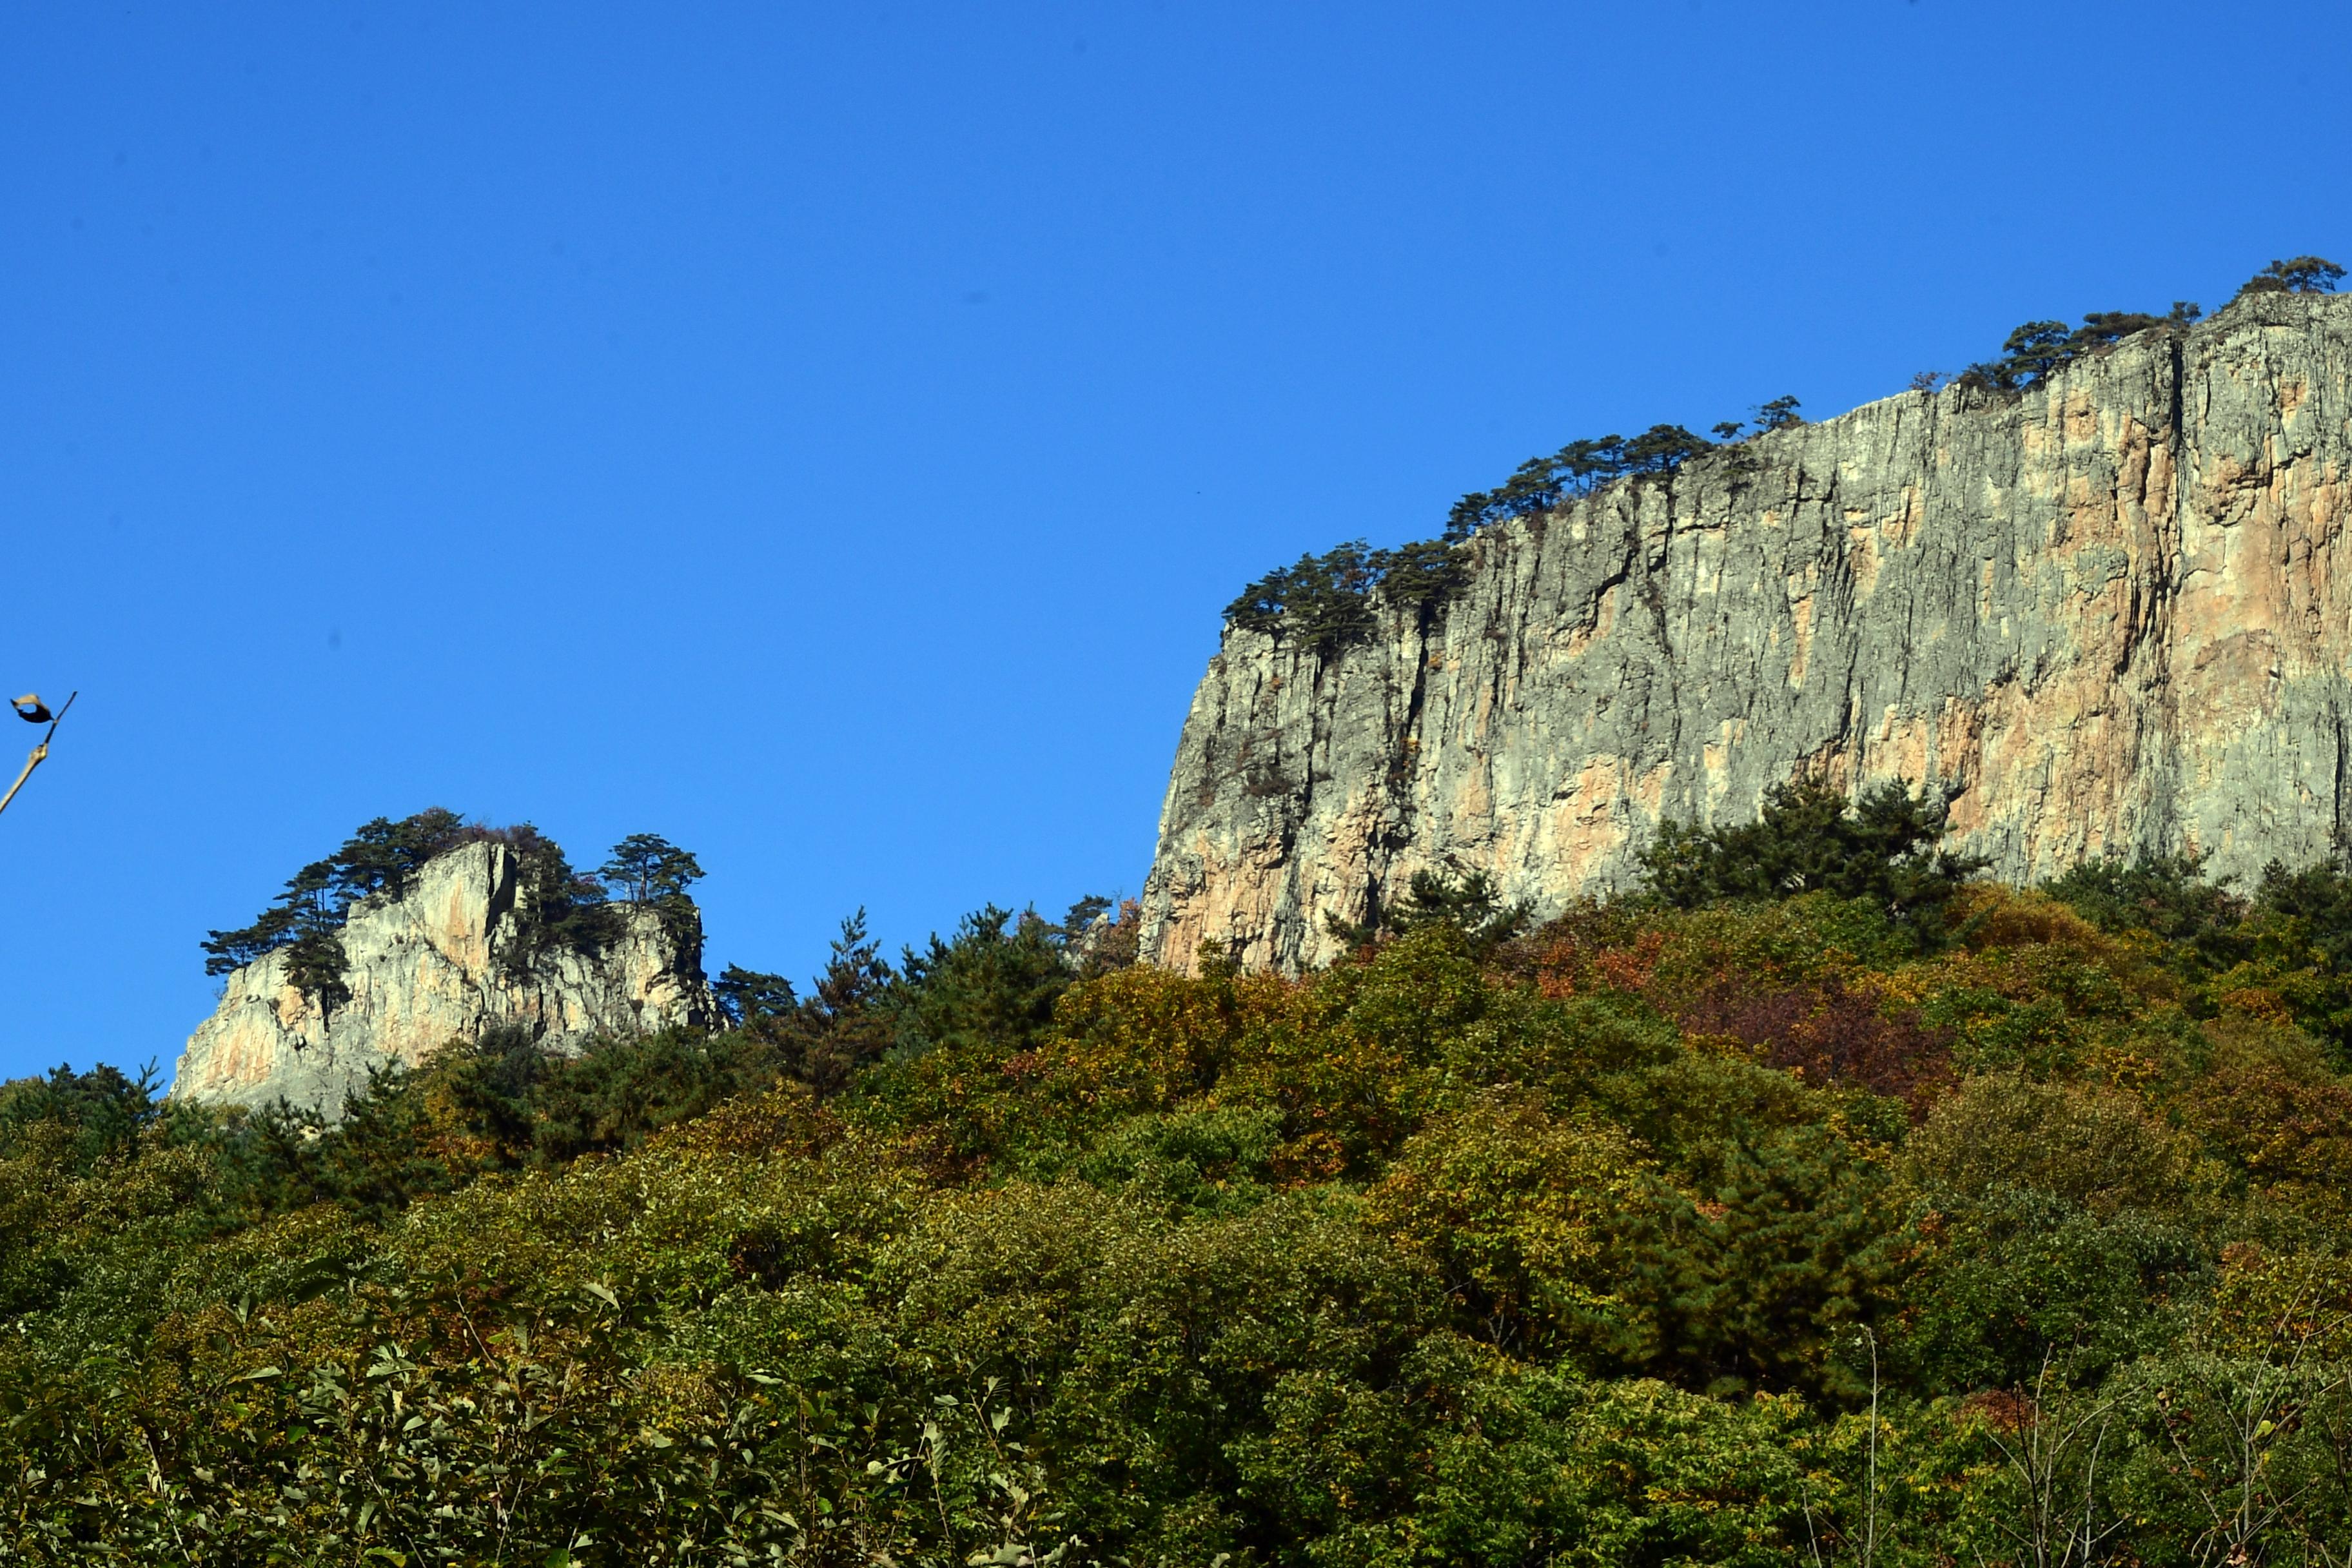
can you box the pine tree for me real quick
[2240,255,2345,296]
[505,830,620,967]
[598,833,705,905]
[1326,869,1529,957]
[714,965,796,1026]
[781,911,899,1097]
[1640,778,1984,948]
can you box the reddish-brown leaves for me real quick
[1678,977,1954,1112]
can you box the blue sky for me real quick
[4,1,2347,1082]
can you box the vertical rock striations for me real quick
[1141,292,2352,972]
[173,841,716,1113]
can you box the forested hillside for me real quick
[17,793,2352,1562]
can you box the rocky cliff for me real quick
[1141,291,2352,973]
[173,841,717,1113]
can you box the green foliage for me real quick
[716,910,902,1099]
[1058,893,1144,979]
[712,961,794,1024]
[1324,866,1531,957]
[1961,300,2202,391]
[188,1026,801,1229]
[2046,849,2248,967]
[1640,777,1986,948]
[1901,1183,2199,1392]
[1609,1119,1908,1400]
[1903,1072,2217,1218]
[1442,422,1721,538]
[1712,394,1803,442]
[2039,845,2352,1059]
[498,825,625,968]
[1894,1075,2215,1390]
[1076,1104,1282,1218]
[892,905,1075,1062]
[2251,851,2352,962]
[224,1065,466,1222]
[1227,399,1805,649]
[1221,536,1467,647]
[0,1063,166,1171]
[2236,253,2346,297]
[44,845,2352,1559]
[598,830,704,903]
[199,808,471,977]
[786,910,901,1091]
[1366,1092,1651,1350]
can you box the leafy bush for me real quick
[1676,975,1953,1109]
[2045,849,2248,968]
[1366,1090,1652,1351]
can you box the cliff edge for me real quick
[1141,291,2352,972]
[173,839,716,1113]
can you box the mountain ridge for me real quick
[1141,289,2352,972]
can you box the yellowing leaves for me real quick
[1366,1092,1654,1346]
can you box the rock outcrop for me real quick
[1141,291,2352,972]
[173,841,717,1113]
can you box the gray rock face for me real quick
[173,841,718,1114]
[1141,292,2352,973]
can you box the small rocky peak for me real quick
[173,813,718,1116]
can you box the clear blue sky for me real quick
[4,1,2347,1082]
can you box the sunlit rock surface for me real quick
[173,841,716,1114]
[1142,291,2352,972]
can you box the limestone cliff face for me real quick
[1142,291,2352,973]
[173,841,717,1113]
